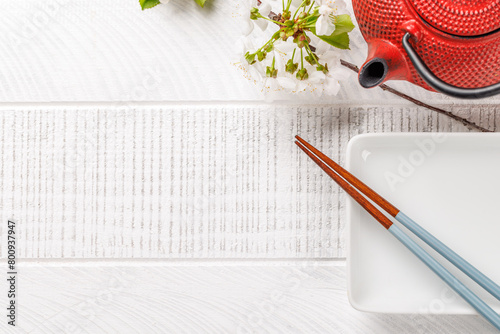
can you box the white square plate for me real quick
[346,133,500,314]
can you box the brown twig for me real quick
[340,59,493,133]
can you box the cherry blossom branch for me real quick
[340,59,493,133]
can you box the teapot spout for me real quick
[358,39,408,88]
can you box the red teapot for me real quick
[352,0,500,99]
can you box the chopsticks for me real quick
[295,135,500,331]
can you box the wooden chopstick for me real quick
[295,136,500,331]
[295,140,392,230]
[296,135,399,217]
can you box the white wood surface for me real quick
[1,0,500,333]
[1,104,496,261]
[1,262,497,334]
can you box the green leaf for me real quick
[309,14,355,50]
[194,0,206,7]
[317,32,351,49]
[140,0,160,10]
[330,14,355,36]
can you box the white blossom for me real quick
[315,0,346,36]
[240,0,274,36]
[234,0,352,98]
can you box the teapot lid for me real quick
[409,0,500,36]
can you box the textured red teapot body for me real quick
[352,0,500,99]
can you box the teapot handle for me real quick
[402,32,500,99]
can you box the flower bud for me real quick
[250,7,259,20]
[296,68,309,81]
[266,66,278,78]
[305,53,318,66]
[304,55,314,66]
[245,52,256,65]
[285,59,298,74]
[316,63,329,74]
[257,50,267,62]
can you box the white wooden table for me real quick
[1,1,499,333]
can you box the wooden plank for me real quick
[0,262,496,334]
[0,105,496,260]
